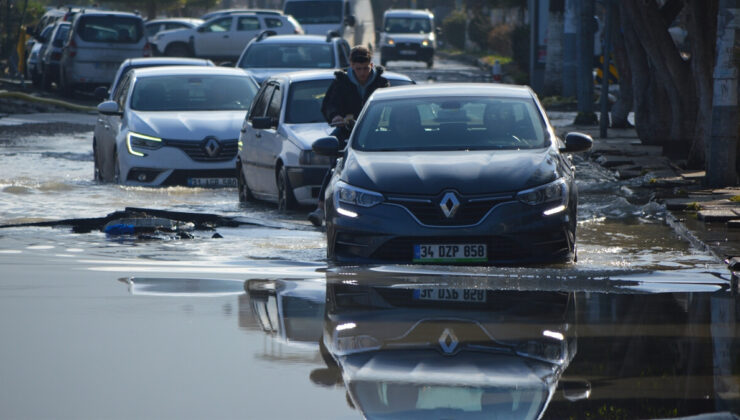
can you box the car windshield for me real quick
[77,16,143,43]
[130,74,258,111]
[285,79,332,123]
[239,43,335,69]
[352,97,548,151]
[384,17,432,34]
[284,1,342,24]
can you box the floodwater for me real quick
[1,118,738,419]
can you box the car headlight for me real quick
[515,339,566,364]
[421,39,430,47]
[334,180,384,208]
[386,38,395,46]
[516,178,569,215]
[126,131,162,157]
[334,334,380,356]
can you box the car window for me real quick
[265,18,283,28]
[115,72,133,108]
[77,15,143,43]
[237,16,260,31]
[240,43,335,68]
[337,40,349,67]
[204,17,232,32]
[130,74,258,111]
[388,78,414,87]
[249,83,275,120]
[285,79,332,124]
[266,85,282,120]
[353,97,547,151]
[165,22,189,30]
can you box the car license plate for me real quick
[413,244,487,263]
[187,177,236,187]
[400,49,416,55]
[413,288,487,303]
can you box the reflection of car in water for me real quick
[320,271,581,419]
[245,278,325,347]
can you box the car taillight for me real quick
[68,39,77,57]
[143,42,152,57]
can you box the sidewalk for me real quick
[553,117,740,264]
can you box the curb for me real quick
[0,90,96,113]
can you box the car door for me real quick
[193,16,233,58]
[243,82,275,195]
[258,82,284,196]
[96,71,131,181]
[230,15,262,58]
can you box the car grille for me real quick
[164,138,238,162]
[387,193,513,226]
[396,42,421,50]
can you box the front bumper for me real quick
[327,199,575,264]
[286,165,329,206]
[381,45,434,62]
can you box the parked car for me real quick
[58,10,151,96]
[379,9,438,68]
[145,17,203,40]
[151,11,303,61]
[94,56,215,101]
[93,66,259,186]
[39,20,71,90]
[235,32,351,84]
[236,69,414,210]
[313,83,593,264]
[25,24,54,86]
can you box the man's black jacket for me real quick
[321,66,390,123]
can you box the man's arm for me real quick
[321,79,344,124]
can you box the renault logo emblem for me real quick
[203,137,221,157]
[439,192,460,218]
[439,328,459,354]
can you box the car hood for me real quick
[130,110,246,140]
[343,149,560,195]
[281,122,333,149]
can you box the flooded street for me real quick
[1,109,737,418]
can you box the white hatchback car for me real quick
[94,66,259,187]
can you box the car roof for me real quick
[123,57,213,66]
[75,10,143,19]
[267,69,413,84]
[369,83,534,100]
[254,34,333,44]
[146,18,202,24]
[131,66,253,78]
[383,9,434,18]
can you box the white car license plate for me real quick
[400,49,416,55]
[413,288,487,303]
[187,177,236,187]
[413,244,487,263]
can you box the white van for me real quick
[379,9,436,68]
[283,0,375,50]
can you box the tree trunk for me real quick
[686,0,718,169]
[610,0,633,128]
[621,0,697,156]
[619,3,672,144]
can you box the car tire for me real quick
[277,166,297,212]
[113,150,121,184]
[93,140,102,182]
[40,68,52,91]
[165,43,191,57]
[237,163,253,203]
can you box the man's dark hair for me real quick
[349,46,372,63]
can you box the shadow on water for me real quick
[122,266,739,419]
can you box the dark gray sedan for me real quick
[314,83,593,265]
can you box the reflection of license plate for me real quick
[413,288,487,303]
[413,244,487,263]
[399,50,416,55]
[187,177,236,187]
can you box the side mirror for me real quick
[93,86,109,101]
[344,15,356,27]
[312,136,340,156]
[97,100,122,116]
[560,132,593,153]
[251,116,275,130]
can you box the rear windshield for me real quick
[77,15,143,43]
[352,97,548,152]
[131,74,258,111]
[239,43,335,69]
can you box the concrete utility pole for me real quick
[575,0,596,124]
[707,1,740,187]
[563,0,577,97]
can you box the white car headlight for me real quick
[335,180,384,208]
[421,39,430,47]
[126,131,162,157]
[517,178,569,215]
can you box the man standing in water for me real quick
[308,46,389,227]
